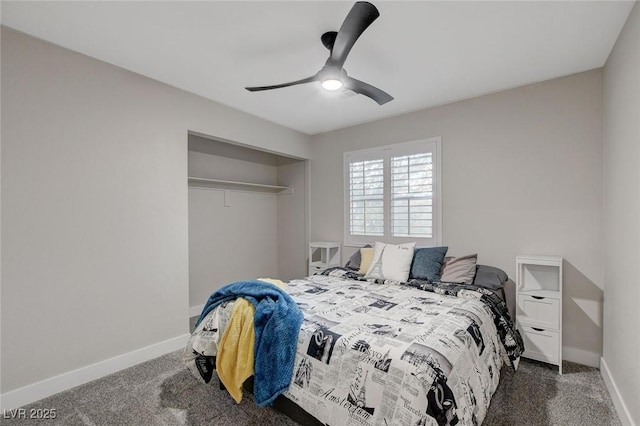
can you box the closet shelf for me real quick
[188,176,292,194]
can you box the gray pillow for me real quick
[440,254,478,284]
[410,246,449,281]
[472,265,508,290]
[345,244,371,270]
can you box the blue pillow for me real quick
[410,246,449,281]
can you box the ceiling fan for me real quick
[245,1,393,105]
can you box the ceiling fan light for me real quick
[321,79,343,91]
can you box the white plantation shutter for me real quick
[344,138,441,246]
[349,159,384,236]
[391,153,433,238]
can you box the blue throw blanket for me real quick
[195,280,304,406]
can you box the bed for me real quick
[184,246,523,426]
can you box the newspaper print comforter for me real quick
[281,273,518,426]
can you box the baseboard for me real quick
[0,333,190,411]
[563,346,600,368]
[600,357,636,426]
[190,304,204,317]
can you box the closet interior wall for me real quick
[188,134,307,309]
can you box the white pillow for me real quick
[365,242,416,282]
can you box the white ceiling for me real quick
[1,1,634,135]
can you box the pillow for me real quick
[472,265,508,290]
[410,246,449,281]
[345,244,372,270]
[365,242,416,282]
[358,247,375,275]
[440,254,478,284]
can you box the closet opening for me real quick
[187,132,309,316]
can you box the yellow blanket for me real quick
[216,278,285,403]
[216,298,255,403]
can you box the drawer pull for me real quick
[531,296,545,300]
[532,327,545,332]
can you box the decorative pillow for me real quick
[472,265,508,290]
[410,246,449,281]
[440,254,478,284]
[345,244,372,270]
[358,247,375,275]
[365,242,416,282]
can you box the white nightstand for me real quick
[516,255,563,374]
[308,242,341,276]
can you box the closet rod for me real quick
[187,176,292,194]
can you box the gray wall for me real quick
[277,160,309,281]
[0,27,310,393]
[310,70,604,365]
[189,188,279,305]
[603,2,640,424]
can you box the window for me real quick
[344,138,441,247]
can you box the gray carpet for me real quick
[2,321,620,425]
[483,359,621,426]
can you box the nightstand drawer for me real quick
[521,326,560,364]
[517,294,560,330]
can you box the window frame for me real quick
[343,137,442,248]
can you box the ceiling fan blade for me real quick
[328,1,379,69]
[344,76,393,105]
[245,75,318,92]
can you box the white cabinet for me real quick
[308,242,341,276]
[516,255,563,373]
